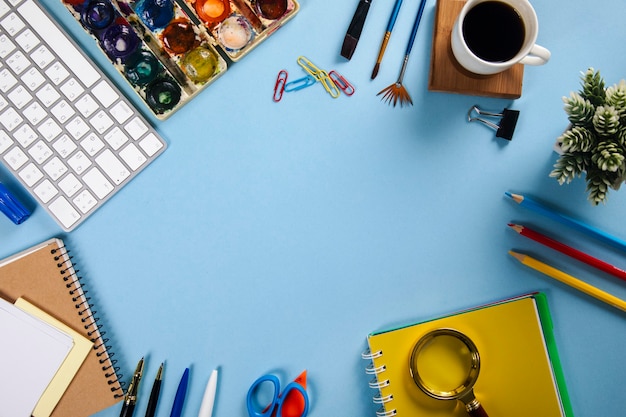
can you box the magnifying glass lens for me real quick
[415,334,474,394]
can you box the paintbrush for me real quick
[371,0,403,79]
[341,0,372,60]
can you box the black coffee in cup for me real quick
[462,1,525,62]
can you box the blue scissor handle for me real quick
[247,374,309,417]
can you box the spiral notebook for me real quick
[361,293,574,417]
[0,238,123,417]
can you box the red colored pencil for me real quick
[508,223,626,282]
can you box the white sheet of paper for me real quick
[0,297,73,417]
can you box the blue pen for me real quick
[170,368,190,417]
[0,182,30,225]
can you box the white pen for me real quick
[197,369,218,417]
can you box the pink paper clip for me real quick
[328,70,355,96]
[273,69,288,102]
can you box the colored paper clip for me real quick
[273,69,288,102]
[467,105,520,140]
[296,56,340,99]
[284,75,316,92]
[329,70,355,96]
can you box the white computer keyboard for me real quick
[0,0,166,231]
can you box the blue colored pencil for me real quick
[505,192,626,252]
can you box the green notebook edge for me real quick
[533,292,574,417]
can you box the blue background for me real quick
[2,0,626,416]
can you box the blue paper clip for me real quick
[329,70,355,96]
[273,69,288,102]
[284,75,316,92]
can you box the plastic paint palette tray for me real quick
[62,0,299,119]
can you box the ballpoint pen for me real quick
[170,368,190,417]
[197,369,218,417]
[145,362,164,417]
[120,357,144,417]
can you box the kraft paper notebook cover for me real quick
[362,293,573,417]
[0,238,123,417]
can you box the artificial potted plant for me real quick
[550,68,626,204]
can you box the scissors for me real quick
[246,371,309,417]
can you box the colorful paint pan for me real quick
[217,14,253,51]
[195,0,230,24]
[161,19,200,54]
[181,46,219,83]
[125,51,162,85]
[101,23,140,61]
[255,0,288,20]
[134,0,175,30]
[81,0,115,30]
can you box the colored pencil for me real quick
[509,251,626,312]
[508,223,626,282]
[505,192,626,252]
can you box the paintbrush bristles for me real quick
[377,83,413,107]
[371,32,392,79]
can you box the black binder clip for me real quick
[467,105,520,140]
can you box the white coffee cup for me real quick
[451,0,550,75]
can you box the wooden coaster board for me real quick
[428,0,523,99]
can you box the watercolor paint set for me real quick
[61,0,299,119]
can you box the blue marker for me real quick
[0,183,30,225]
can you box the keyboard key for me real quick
[18,161,42,186]
[50,99,74,123]
[21,66,45,90]
[22,100,45,124]
[66,116,89,140]
[67,149,90,174]
[33,177,57,202]
[0,67,17,91]
[48,195,80,228]
[58,172,81,196]
[91,80,118,107]
[1,12,25,36]
[0,106,22,130]
[80,132,104,156]
[104,126,128,150]
[45,61,69,85]
[83,166,113,199]
[43,156,67,180]
[95,149,129,185]
[73,189,96,214]
[27,139,52,164]
[35,83,60,106]
[3,145,27,169]
[119,142,146,171]
[14,28,38,52]
[75,93,98,117]
[13,122,36,146]
[59,77,83,101]
[37,117,61,141]
[7,49,29,74]
[0,129,13,153]
[109,101,133,124]
[0,33,16,57]
[31,44,54,68]
[124,116,148,140]
[139,133,163,156]
[52,134,76,157]
[7,84,31,108]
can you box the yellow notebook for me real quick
[362,293,573,417]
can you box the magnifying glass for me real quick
[409,328,488,417]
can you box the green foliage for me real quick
[550,68,626,205]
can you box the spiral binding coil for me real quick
[51,244,126,397]
[362,349,397,417]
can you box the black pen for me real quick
[120,357,144,417]
[144,362,164,417]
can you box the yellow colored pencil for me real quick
[509,250,626,312]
